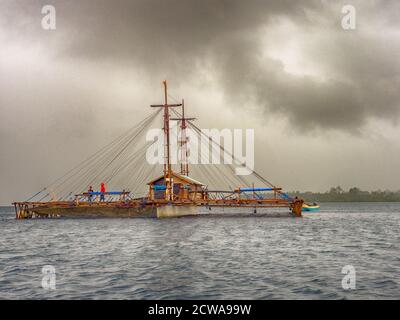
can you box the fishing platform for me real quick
[13,81,303,219]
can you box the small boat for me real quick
[302,202,320,211]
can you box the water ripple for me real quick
[0,203,399,299]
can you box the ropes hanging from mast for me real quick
[169,107,276,189]
[25,109,162,202]
[25,85,279,203]
[87,110,161,187]
[14,81,305,220]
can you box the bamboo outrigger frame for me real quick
[13,81,304,219]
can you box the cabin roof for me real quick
[147,172,205,186]
[178,174,205,186]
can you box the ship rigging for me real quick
[13,81,303,219]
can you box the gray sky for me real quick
[1,0,400,204]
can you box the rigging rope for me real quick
[25,109,161,202]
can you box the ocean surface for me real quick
[0,203,399,300]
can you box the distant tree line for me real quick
[289,186,400,202]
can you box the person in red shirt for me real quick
[100,182,106,202]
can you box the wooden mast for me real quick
[162,80,173,201]
[163,81,170,185]
[179,99,195,176]
[151,80,182,200]
[171,99,196,176]
[181,99,187,176]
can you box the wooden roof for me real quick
[147,172,204,186]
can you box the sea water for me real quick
[0,202,399,299]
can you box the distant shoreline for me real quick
[290,187,400,203]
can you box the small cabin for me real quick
[147,172,205,201]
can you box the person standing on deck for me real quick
[100,182,106,202]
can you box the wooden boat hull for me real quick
[198,205,295,217]
[27,205,157,218]
[17,204,299,219]
[15,199,303,219]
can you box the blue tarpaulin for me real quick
[239,188,274,192]
[153,185,167,191]
[87,191,126,196]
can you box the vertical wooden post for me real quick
[14,203,19,219]
[163,80,173,201]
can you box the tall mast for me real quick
[150,80,182,201]
[171,99,196,176]
[177,99,196,176]
[163,80,171,183]
[181,99,187,175]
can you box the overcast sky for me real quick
[1,0,400,204]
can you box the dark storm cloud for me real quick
[2,0,400,131]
